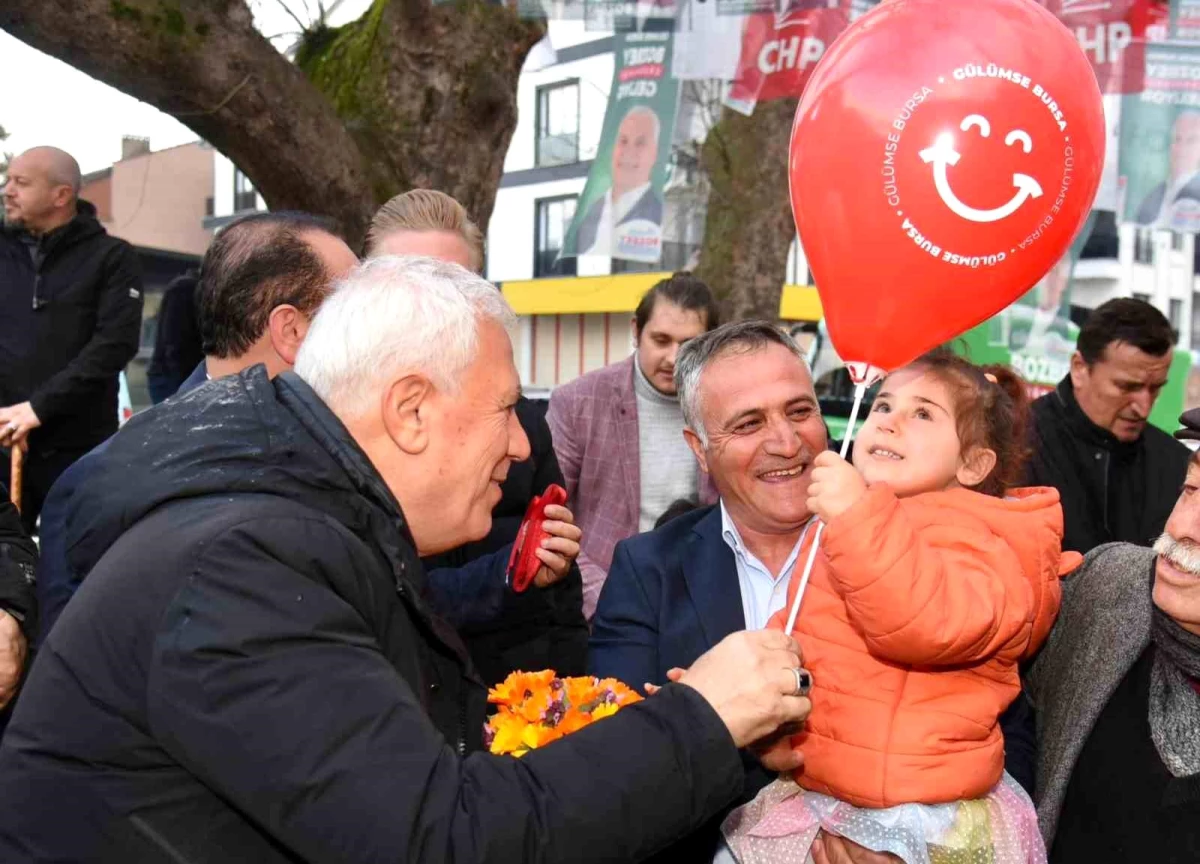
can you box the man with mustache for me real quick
[547,272,719,618]
[1025,298,1189,554]
[1026,406,1200,862]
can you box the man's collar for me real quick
[718,499,813,566]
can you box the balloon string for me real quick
[784,380,868,637]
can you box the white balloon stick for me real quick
[784,379,869,637]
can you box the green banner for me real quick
[561,31,680,263]
[982,212,1096,395]
[1119,40,1200,232]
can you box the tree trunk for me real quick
[0,0,542,249]
[694,98,798,323]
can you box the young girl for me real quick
[722,350,1079,864]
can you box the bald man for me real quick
[1,147,143,534]
[576,106,665,256]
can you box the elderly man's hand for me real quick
[676,630,812,749]
[532,503,583,589]
[812,832,901,864]
[0,402,41,448]
[0,610,27,710]
[806,451,867,523]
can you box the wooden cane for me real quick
[9,446,22,515]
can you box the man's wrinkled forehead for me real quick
[702,345,815,419]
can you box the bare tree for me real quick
[693,98,797,322]
[0,0,543,247]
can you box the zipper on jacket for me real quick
[457,692,468,757]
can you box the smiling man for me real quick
[1026,406,1200,862]
[589,321,826,859]
[1025,298,1188,553]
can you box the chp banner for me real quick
[1037,0,1168,95]
[1119,40,1200,232]
[561,31,681,263]
[724,0,878,116]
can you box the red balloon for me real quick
[790,0,1105,376]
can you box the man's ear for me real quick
[957,446,998,489]
[267,304,308,367]
[384,375,435,455]
[1068,350,1089,392]
[683,427,710,474]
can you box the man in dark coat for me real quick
[1025,298,1190,554]
[34,211,361,643]
[0,256,812,862]
[0,146,143,533]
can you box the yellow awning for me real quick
[500,273,824,321]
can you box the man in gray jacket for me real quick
[1026,409,1200,862]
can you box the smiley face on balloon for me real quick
[919,115,1044,224]
[789,0,1105,374]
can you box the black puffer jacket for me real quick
[0,367,743,863]
[0,200,143,451]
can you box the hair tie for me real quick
[984,372,998,384]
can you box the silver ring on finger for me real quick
[789,667,812,697]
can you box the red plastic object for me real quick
[506,484,568,592]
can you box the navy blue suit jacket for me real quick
[589,505,741,689]
[37,362,510,646]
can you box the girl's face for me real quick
[852,367,993,497]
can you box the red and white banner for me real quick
[724,0,874,115]
[1037,0,1168,94]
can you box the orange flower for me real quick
[565,676,601,710]
[515,688,554,724]
[488,669,556,707]
[557,707,592,736]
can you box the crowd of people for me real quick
[0,144,1195,862]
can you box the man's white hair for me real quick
[295,256,516,418]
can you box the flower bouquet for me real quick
[484,670,644,757]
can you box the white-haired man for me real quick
[0,258,812,861]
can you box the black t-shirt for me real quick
[1051,646,1200,862]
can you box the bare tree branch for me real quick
[270,0,311,34]
[0,0,543,246]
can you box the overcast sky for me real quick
[1,0,372,174]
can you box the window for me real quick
[1079,210,1118,260]
[1133,292,1152,305]
[1170,298,1183,333]
[1172,232,1185,251]
[534,196,577,278]
[536,81,580,167]
[1192,293,1200,347]
[233,167,258,213]
[1134,228,1155,265]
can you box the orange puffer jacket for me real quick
[768,484,1078,809]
